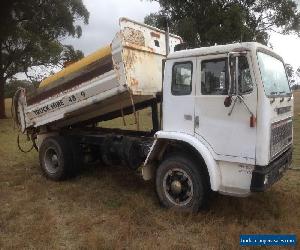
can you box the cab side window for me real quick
[171,62,193,95]
[201,58,228,95]
[201,56,253,95]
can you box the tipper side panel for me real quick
[17,18,182,131]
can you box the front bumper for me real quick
[250,148,293,192]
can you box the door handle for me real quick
[195,116,199,128]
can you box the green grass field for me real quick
[0,96,299,249]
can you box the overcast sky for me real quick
[64,0,300,69]
[63,0,160,54]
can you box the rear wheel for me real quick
[39,136,81,181]
[156,153,209,212]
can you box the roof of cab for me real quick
[167,42,275,60]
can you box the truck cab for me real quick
[145,42,293,210]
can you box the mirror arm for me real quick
[238,95,254,116]
[228,95,254,116]
[228,97,238,116]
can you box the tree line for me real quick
[145,0,300,47]
[286,64,300,88]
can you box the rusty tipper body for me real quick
[16,18,182,130]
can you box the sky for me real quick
[64,0,300,70]
[63,0,160,55]
[270,33,300,69]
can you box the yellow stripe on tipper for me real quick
[39,45,112,88]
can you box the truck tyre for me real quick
[156,153,209,212]
[67,136,83,177]
[39,136,79,181]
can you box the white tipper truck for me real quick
[13,18,293,212]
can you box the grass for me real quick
[0,96,299,249]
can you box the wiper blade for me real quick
[270,91,278,95]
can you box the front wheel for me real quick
[155,154,209,212]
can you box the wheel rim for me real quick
[44,147,60,174]
[162,168,194,206]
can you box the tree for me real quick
[297,67,300,78]
[145,0,300,48]
[286,64,300,87]
[4,79,36,99]
[0,0,89,118]
[286,63,294,77]
[62,45,85,67]
[291,84,300,90]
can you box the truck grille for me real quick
[270,118,293,159]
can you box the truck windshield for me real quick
[257,52,291,96]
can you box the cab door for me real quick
[163,58,197,135]
[194,53,257,164]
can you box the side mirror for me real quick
[227,51,245,97]
[224,96,232,107]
